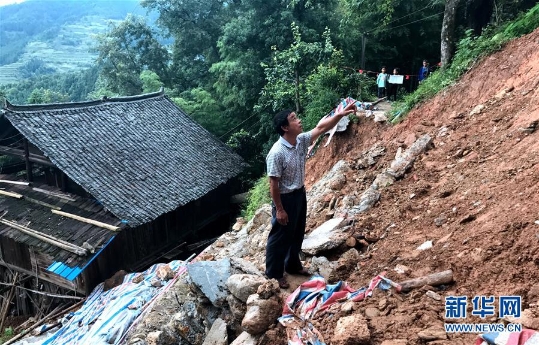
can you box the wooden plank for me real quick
[398,270,454,292]
[0,260,81,293]
[23,196,62,210]
[52,209,119,231]
[0,219,87,256]
[32,187,76,202]
[0,190,23,199]
[0,272,19,331]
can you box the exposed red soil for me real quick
[301,27,539,344]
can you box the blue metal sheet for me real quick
[48,261,62,272]
[66,267,83,281]
[47,262,74,278]
[47,235,117,281]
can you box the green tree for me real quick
[226,129,265,188]
[256,24,339,145]
[95,14,170,95]
[27,88,69,104]
[141,0,229,91]
[171,89,227,137]
[140,70,163,93]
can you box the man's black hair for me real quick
[273,109,292,136]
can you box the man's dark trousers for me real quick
[265,188,307,279]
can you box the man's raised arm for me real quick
[309,102,357,143]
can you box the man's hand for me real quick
[276,208,288,225]
[310,102,358,142]
[269,176,288,225]
[337,102,358,117]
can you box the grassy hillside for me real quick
[0,0,145,85]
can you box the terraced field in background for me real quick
[0,16,120,85]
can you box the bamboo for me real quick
[0,273,19,331]
[52,209,120,231]
[0,282,85,300]
[0,219,87,256]
[4,299,85,345]
[0,180,29,186]
[0,190,23,199]
[14,305,62,333]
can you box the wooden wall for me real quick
[82,181,235,293]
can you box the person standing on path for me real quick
[387,67,401,101]
[418,60,430,84]
[376,66,388,98]
[265,103,357,289]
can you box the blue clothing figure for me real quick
[376,67,388,98]
[418,60,430,84]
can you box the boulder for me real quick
[332,315,370,345]
[226,274,267,302]
[202,318,228,345]
[302,218,348,255]
[187,259,232,307]
[156,265,174,281]
[230,331,260,345]
[241,293,282,335]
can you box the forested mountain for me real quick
[0,0,145,84]
[1,0,537,189]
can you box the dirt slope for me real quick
[303,27,539,343]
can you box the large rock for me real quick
[187,259,232,307]
[504,308,539,329]
[146,329,177,345]
[387,135,432,178]
[170,300,208,345]
[371,171,396,189]
[329,248,360,282]
[202,318,228,345]
[227,294,247,321]
[349,186,381,215]
[156,264,174,281]
[332,315,370,345]
[244,204,272,235]
[307,161,352,216]
[226,274,267,302]
[241,294,282,335]
[301,217,348,255]
[230,331,260,345]
[310,256,336,280]
[230,258,264,276]
[417,328,447,341]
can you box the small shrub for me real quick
[0,327,15,343]
[242,176,270,220]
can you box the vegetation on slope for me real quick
[390,2,539,123]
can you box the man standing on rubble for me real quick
[265,103,357,289]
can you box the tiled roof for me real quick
[2,92,246,226]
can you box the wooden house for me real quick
[0,90,246,298]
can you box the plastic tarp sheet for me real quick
[15,260,186,345]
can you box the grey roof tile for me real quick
[3,92,246,226]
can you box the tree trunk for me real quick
[294,68,300,113]
[441,0,460,68]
